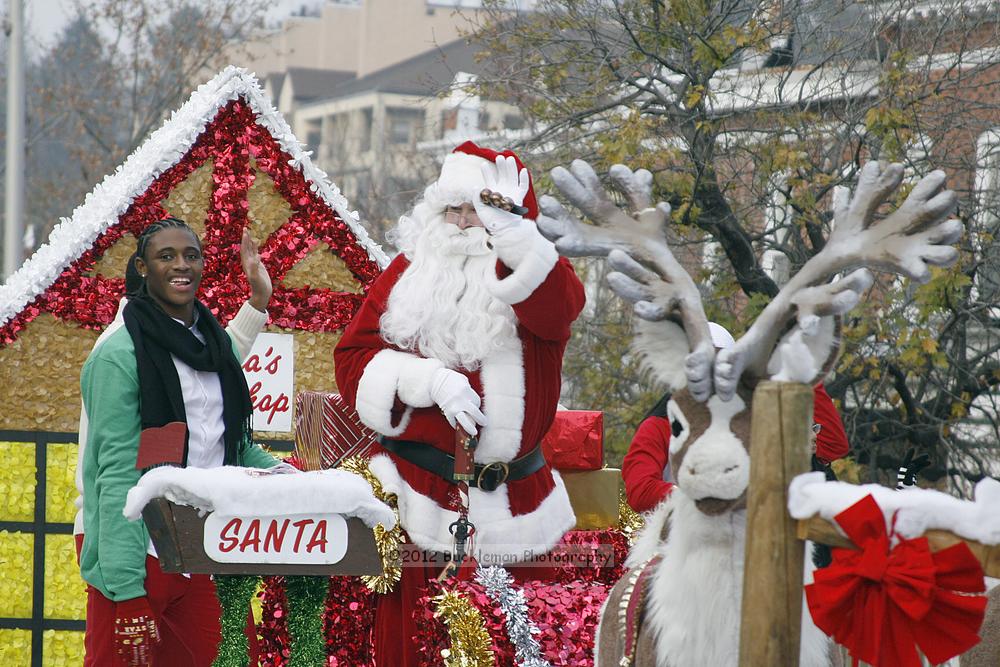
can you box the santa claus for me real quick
[334,141,584,663]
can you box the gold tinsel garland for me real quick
[433,590,495,667]
[336,456,402,594]
[618,488,645,546]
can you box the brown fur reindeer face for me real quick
[537,160,961,518]
[666,386,752,515]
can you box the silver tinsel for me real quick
[475,565,552,667]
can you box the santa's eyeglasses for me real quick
[443,204,482,227]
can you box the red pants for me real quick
[78,535,259,667]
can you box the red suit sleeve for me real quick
[334,256,409,427]
[622,416,674,513]
[812,384,849,463]
[503,257,585,342]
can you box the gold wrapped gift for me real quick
[560,467,622,530]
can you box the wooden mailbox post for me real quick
[739,381,813,667]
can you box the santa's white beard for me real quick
[381,216,517,370]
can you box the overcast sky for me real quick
[22,0,329,53]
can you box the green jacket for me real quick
[79,326,277,601]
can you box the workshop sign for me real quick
[242,333,294,432]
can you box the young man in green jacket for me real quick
[80,219,282,667]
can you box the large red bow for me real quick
[805,495,987,666]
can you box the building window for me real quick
[387,108,425,146]
[974,129,1000,305]
[360,108,373,153]
[975,129,1000,228]
[503,114,524,130]
[304,119,321,154]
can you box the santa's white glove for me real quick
[474,155,530,235]
[429,368,487,435]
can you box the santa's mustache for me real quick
[435,223,492,256]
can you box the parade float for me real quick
[0,65,632,666]
[0,66,385,664]
[0,63,997,667]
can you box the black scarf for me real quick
[123,295,252,467]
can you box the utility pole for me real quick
[3,0,25,280]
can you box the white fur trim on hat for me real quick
[708,322,735,349]
[424,151,491,210]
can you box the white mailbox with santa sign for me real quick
[205,512,349,565]
[124,465,391,575]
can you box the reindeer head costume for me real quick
[536,159,962,666]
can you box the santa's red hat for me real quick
[424,141,538,220]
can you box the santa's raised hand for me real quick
[240,229,272,312]
[474,155,530,235]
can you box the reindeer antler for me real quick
[713,161,962,400]
[539,160,717,400]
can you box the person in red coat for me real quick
[622,324,850,513]
[335,142,585,665]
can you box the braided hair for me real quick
[128,217,199,297]
[136,216,198,260]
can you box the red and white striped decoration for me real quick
[294,391,379,471]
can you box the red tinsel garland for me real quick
[257,528,627,664]
[1,99,381,345]
[414,576,612,666]
[258,575,378,667]
[805,494,988,667]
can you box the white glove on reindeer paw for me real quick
[473,155,530,235]
[429,368,487,435]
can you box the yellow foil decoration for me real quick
[433,590,495,667]
[161,161,214,239]
[0,629,31,664]
[0,441,35,521]
[0,315,101,432]
[561,467,621,530]
[87,233,136,279]
[282,242,362,293]
[46,442,78,524]
[337,456,402,594]
[618,488,645,546]
[44,534,87,620]
[42,629,85,666]
[0,531,34,617]
[247,159,294,242]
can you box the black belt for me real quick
[379,437,546,492]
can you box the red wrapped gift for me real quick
[541,410,603,471]
[294,391,379,471]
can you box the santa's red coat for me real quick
[335,235,585,561]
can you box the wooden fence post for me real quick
[739,381,813,666]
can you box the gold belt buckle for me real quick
[477,461,510,490]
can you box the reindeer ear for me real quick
[766,315,842,385]
[632,318,690,391]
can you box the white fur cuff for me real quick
[355,350,442,436]
[486,225,558,305]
